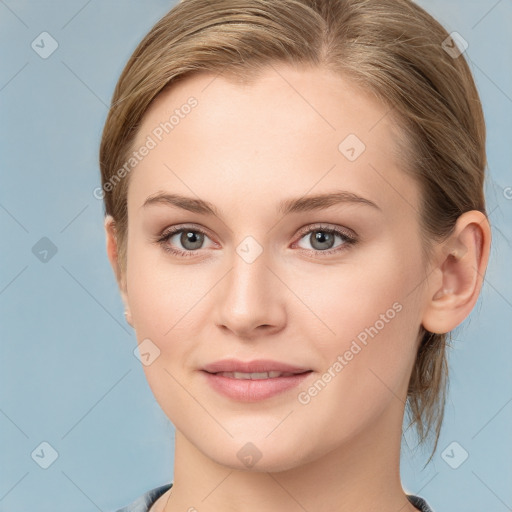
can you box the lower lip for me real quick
[201,371,313,402]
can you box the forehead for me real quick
[128,64,418,220]
[136,64,398,147]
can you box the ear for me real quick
[422,210,491,334]
[104,215,133,327]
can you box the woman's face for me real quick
[122,64,430,471]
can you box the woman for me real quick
[98,1,491,510]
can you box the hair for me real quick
[99,0,486,464]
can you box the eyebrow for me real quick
[141,190,381,216]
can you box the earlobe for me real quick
[104,215,133,328]
[421,211,491,334]
[105,215,118,277]
[123,309,134,328]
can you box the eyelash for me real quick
[154,223,357,258]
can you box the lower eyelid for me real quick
[294,230,355,252]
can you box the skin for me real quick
[105,63,490,512]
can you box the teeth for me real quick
[216,371,294,379]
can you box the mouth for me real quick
[200,360,314,401]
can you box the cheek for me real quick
[126,236,203,336]
[125,246,206,420]
[292,242,422,343]
[291,242,423,403]
[286,263,422,453]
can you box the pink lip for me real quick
[202,358,311,374]
[201,359,313,402]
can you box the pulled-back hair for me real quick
[99,0,486,464]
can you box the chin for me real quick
[202,436,313,474]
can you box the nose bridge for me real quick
[214,234,285,336]
[226,238,271,312]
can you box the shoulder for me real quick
[113,483,173,512]
[112,485,431,512]
[407,494,436,512]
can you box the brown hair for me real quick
[99,0,486,464]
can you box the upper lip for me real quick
[202,359,312,374]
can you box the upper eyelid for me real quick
[160,222,356,245]
[295,223,356,239]
[160,223,215,241]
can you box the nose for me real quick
[213,244,286,339]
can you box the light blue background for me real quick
[1,1,511,511]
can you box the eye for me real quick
[155,224,214,257]
[293,223,357,256]
[155,223,357,258]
